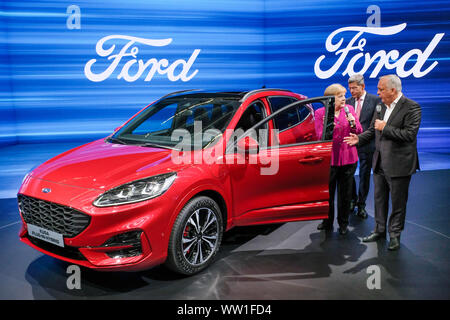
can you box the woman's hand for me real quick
[345,112,355,123]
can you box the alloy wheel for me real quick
[181,208,219,266]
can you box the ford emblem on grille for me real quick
[42,188,51,193]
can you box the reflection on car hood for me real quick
[30,139,175,190]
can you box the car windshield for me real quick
[109,93,241,150]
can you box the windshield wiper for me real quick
[108,137,175,150]
[107,137,129,145]
[140,142,177,150]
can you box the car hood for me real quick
[30,139,177,190]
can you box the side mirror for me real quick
[237,136,259,154]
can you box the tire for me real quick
[165,196,223,275]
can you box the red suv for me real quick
[18,89,335,275]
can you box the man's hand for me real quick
[343,133,359,146]
[374,119,386,131]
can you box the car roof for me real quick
[161,88,293,101]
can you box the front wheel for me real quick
[166,196,223,275]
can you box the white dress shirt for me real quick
[383,93,403,122]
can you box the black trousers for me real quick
[351,151,374,209]
[373,169,412,238]
[323,163,357,228]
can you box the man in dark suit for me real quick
[346,74,380,219]
[344,74,421,251]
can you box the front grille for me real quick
[18,194,91,238]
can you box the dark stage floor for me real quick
[0,168,449,300]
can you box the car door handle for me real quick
[298,156,324,164]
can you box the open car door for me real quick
[227,96,335,226]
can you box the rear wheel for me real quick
[166,196,223,275]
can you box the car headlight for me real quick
[93,172,177,207]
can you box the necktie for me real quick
[356,98,362,119]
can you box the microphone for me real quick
[376,104,382,119]
[344,106,355,128]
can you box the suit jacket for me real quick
[346,92,380,153]
[357,95,421,178]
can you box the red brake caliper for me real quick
[183,225,190,253]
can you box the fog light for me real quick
[102,231,143,259]
[106,247,142,259]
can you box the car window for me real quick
[228,101,268,152]
[113,95,240,149]
[268,97,299,131]
[132,103,177,134]
[235,101,266,132]
[267,97,317,146]
[252,98,330,147]
[273,104,318,146]
[299,104,312,122]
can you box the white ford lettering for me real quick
[314,23,444,79]
[84,35,201,82]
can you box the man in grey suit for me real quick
[346,74,380,219]
[344,74,421,250]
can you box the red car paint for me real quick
[18,89,333,271]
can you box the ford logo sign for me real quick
[42,188,51,193]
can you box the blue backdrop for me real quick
[1,0,449,150]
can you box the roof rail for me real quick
[240,88,292,102]
[159,89,201,100]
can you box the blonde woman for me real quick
[314,84,362,235]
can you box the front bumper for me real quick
[18,176,176,271]
[19,226,160,271]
